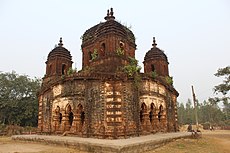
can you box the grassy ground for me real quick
[147,130,230,153]
[0,130,229,153]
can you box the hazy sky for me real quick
[0,0,229,104]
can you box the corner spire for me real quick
[58,37,63,47]
[152,37,157,48]
[104,8,115,21]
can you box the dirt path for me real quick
[0,130,229,153]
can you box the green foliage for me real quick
[151,71,158,79]
[165,76,173,85]
[209,66,230,120]
[82,34,93,42]
[0,71,41,127]
[177,102,186,125]
[123,65,139,77]
[129,57,138,65]
[133,74,142,89]
[122,57,142,89]
[123,57,141,77]
[116,47,124,56]
[214,66,230,96]
[91,49,98,60]
[67,67,76,76]
[178,66,230,126]
[177,98,228,126]
[81,66,92,73]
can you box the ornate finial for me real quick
[104,8,115,21]
[110,8,114,16]
[104,9,110,20]
[110,8,115,20]
[152,37,157,47]
[58,37,63,47]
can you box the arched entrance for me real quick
[61,64,66,75]
[158,104,163,122]
[65,104,74,131]
[149,103,155,123]
[140,103,147,123]
[77,104,85,125]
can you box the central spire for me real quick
[104,8,115,21]
[152,37,157,48]
[58,37,63,47]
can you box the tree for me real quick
[185,99,195,124]
[211,66,230,121]
[214,66,230,96]
[199,99,225,125]
[0,71,41,126]
[177,102,186,125]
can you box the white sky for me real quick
[0,0,229,104]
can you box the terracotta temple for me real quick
[38,8,179,139]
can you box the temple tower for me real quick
[143,37,169,76]
[45,38,73,78]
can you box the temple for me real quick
[37,8,179,139]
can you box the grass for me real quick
[147,130,230,153]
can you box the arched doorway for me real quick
[66,104,74,128]
[158,105,163,122]
[100,43,106,56]
[140,103,147,123]
[61,64,66,75]
[149,103,155,123]
[77,104,85,125]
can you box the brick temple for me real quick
[37,8,179,139]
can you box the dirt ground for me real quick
[0,137,85,153]
[147,130,230,153]
[0,130,229,153]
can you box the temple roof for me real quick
[82,8,135,46]
[47,37,72,61]
[144,37,168,62]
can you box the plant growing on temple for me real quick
[91,49,98,60]
[81,66,94,74]
[165,76,173,85]
[116,47,124,56]
[123,57,141,77]
[67,67,76,76]
[151,71,158,79]
[133,74,142,89]
[123,57,141,89]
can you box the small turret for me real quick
[143,37,169,76]
[45,37,73,77]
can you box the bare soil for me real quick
[0,130,229,153]
[0,137,85,153]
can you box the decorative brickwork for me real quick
[38,8,179,139]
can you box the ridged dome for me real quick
[47,38,72,61]
[144,37,168,62]
[82,8,135,46]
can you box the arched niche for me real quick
[140,103,147,123]
[66,104,74,127]
[149,103,155,122]
[77,104,85,125]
